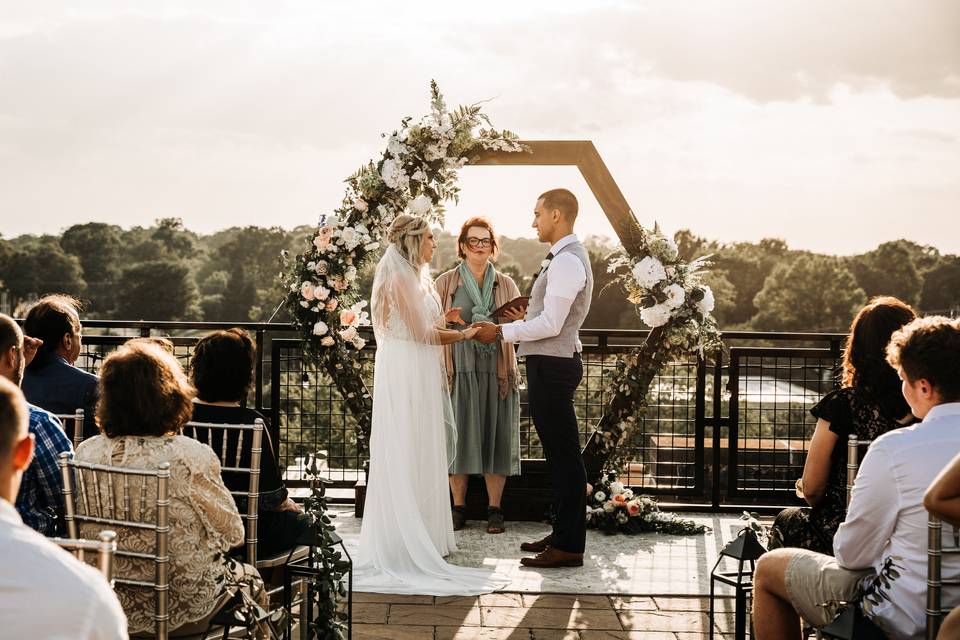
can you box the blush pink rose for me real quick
[340,309,357,326]
[326,299,339,311]
[626,500,640,516]
[300,282,315,300]
[612,493,627,504]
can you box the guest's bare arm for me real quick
[925,451,960,527]
[798,419,837,507]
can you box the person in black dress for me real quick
[769,296,917,554]
[189,328,311,558]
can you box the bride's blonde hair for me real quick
[387,214,430,266]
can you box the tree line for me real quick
[1,219,957,331]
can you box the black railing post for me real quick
[254,330,265,413]
[712,348,724,511]
[694,355,707,502]
[727,350,740,504]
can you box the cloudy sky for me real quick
[1,1,958,253]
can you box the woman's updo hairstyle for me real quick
[388,214,430,266]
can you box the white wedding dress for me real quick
[353,245,509,595]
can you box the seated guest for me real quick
[753,316,960,640]
[0,314,72,535]
[21,295,99,440]
[189,328,311,558]
[770,297,917,553]
[0,376,127,639]
[76,341,266,635]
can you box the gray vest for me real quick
[517,240,593,358]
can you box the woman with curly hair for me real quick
[76,341,265,635]
[769,296,917,554]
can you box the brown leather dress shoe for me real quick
[519,532,554,553]
[519,547,584,568]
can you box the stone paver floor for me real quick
[350,592,740,639]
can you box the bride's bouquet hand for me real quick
[462,326,480,341]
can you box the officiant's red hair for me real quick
[457,217,500,260]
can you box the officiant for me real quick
[435,217,523,535]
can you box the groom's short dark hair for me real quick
[538,189,578,222]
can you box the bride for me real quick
[353,214,509,595]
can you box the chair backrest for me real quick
[182,419,263,563]
[55,409,85,450]
[51,529,118,583]
[58,452,171,640]
[845,435,874,507]
[927,513,960,640]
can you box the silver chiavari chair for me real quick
[55,409,85,450]
[51,529,118,583]
[183,418,309,569]
[846,435,874,508]
[58,452,172,639]
[927,513,960,639]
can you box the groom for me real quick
[473,188,593,568]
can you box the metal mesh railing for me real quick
[47,320,850,507]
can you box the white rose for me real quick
[593,491,606,503]
[340,326,358,342]
[603,502,616,513]
[320,336,335,347]
[663,283,686,310]
[609,481,625,495]
[632,256,667,289]
[408,194,432,216]
[380,158,408,190]
[353,198,368,213]
[312,321,328,336]
[340,227,359,250]
[640,303,672,328]
[622,489,634,500]
[696,286,716,315]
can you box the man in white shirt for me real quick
[753,316,960,640]
[0,376,128,639]
[474,188,593,568]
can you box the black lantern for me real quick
[709,527,766,640]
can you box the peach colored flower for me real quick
[612,493,627,504]
[325,299,339,311]
[340,309,357,326]
[626,500,641,516]
[300,282,315,301]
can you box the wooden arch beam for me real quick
[473,140,644,254]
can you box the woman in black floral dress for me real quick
[769,297,917,554]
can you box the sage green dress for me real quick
[449,284,521,476]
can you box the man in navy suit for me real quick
[20,295,99,440]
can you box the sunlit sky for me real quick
[2,1,959,253]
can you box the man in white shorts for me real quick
[752,316,960,640]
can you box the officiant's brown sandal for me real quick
[486,507,505,534]
[452,506,467,531]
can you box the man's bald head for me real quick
[0,377,28,465]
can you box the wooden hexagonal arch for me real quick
[472,140,653,491]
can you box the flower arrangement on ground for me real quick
[586,472,709,536]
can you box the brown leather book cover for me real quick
[492,296,529,319]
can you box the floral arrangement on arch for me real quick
[279,81,525,450]
[586,472,709,535]
[583,221,724,465]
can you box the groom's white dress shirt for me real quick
[0,497,128,639]
[500,233,586,345]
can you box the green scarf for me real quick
[458,261,496,354]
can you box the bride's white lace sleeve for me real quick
[371,246,442,345]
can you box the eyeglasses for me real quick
[466,238,492,248]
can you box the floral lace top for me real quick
[770,386,914,554]
[75,435,244,634]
